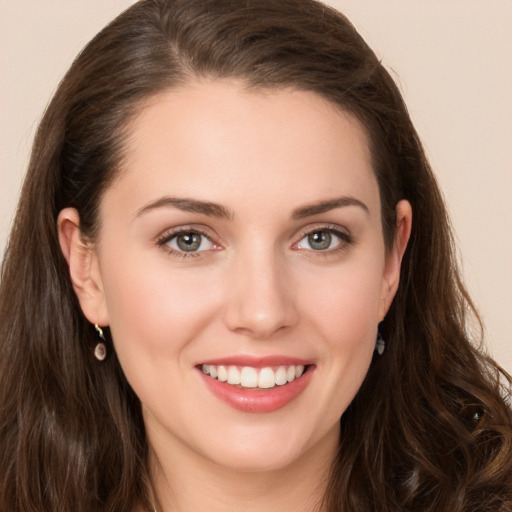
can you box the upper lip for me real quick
[198,355,312,368]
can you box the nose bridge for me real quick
[224,241,296,338]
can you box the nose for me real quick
[223,248,298,339]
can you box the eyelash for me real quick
[156,227,217,259]
[294,225,353,256]
[156,224,353,259]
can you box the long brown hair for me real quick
[1,1,511,510]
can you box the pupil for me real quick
[177,233,201,251]
[308,231,331,250]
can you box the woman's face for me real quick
[67,80,410,472]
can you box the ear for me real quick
[379,199,412,320]
[57,208,109,326]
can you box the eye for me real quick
[163,230,214,253]
[296,228,347,252]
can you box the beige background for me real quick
[1,1,511,372]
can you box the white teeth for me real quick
[258,367,275,389]
[217,365,228,382]
[227,366,241,385]
[201,364,307,389]
[240,366,258,388]
[275,366,288,386]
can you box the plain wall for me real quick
[1,0,511,372]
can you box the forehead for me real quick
[109,80,378,218]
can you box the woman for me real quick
[0,0,511,510]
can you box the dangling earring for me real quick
[375,331,385,356]
[94,324,107,361]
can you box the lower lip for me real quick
[199,367,314,413]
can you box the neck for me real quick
[148,426,338,512]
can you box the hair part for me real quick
[1,1,511,510]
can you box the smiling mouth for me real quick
[201,364,307,389]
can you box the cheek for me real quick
[286,262,384,429]
[99,252,224,356]
[98,253,228,414]
[299,258,383,387]
[299,260,384,343]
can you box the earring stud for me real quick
[375,331,385,356]
[94,324,107,361]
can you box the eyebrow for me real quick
[135,195,368,221]
[135,197,234,220]
[291,196,369,219]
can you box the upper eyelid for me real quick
[156,224,218,245]
[292,225,353,254]
[154,222,351,249]
[156,227,219,259]
[294,223,350,240]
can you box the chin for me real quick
[197,421,334,474]
[208,445,305,474]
